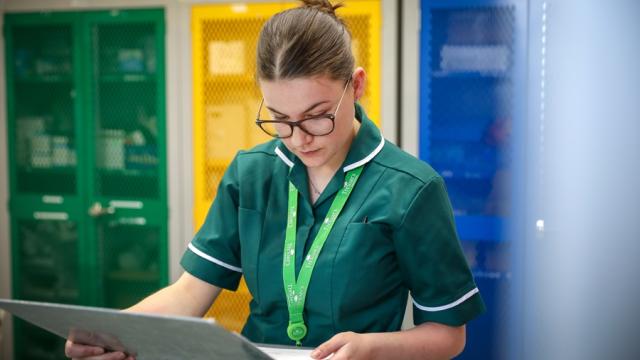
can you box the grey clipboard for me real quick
[0,298,274,360]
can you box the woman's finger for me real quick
[65,340,105,358]
[311,332,352,359]
[66,339,130,360]
[71,351,128,360]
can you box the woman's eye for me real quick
[306,113,326,119]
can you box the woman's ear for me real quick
[351,67,367,101]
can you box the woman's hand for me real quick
[311,323,465,360]
[310,332,377,360]
[64,340,135,360]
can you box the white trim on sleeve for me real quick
[187,243,243,273]
[413,287,479,312]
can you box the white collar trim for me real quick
[343,132,385,172]
[275,147,294,168]
[274,132,386,171]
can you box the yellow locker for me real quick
[192,1,381,332]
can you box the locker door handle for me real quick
[33,212,69,221]
[88,202,116,217]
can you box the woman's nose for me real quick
[289,126,312,147]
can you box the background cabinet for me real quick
[4,9,167,359]
[419,0,526,358]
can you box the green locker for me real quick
[4,9,167,359]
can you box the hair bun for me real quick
[299,0,344,17]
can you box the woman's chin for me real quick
[297,149,325,166]
[299,158,325,169]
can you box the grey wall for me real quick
[512,1,640,359]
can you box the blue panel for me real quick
[419,2,515,235]
[456,215,504,241]
[419,1,525,359]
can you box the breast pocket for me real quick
[238,207,263,302]
[333,222,401,313]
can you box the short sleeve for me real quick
[180,155,243,290]
[394,176,486,326]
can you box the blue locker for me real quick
[419,0,527,358]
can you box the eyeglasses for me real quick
[255,79,350,139]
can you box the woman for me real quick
[66,1,484,359]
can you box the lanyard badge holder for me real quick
[282,166,364,346]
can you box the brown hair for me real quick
[256,0,354,82]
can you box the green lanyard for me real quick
[283,166,364,346]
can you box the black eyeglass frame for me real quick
[255,79,351,139]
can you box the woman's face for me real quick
[259,75,358,172]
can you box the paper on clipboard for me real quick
[0,298,311,360]
[258,345,314,359]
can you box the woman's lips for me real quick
[299,149,320,156]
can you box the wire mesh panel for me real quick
[15,219,79,360]
[343,13,379,121]
[5,15,81,360]
[420,4,518,359]
[5,10,166,359]
[92,22,160,199]
[192,4,278,332]
[17,219,79,302]
[97,222,162,308]
[85,9,168,311]
[191,1,381,333]
[427,7,514,218]
[10,24,77,195]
